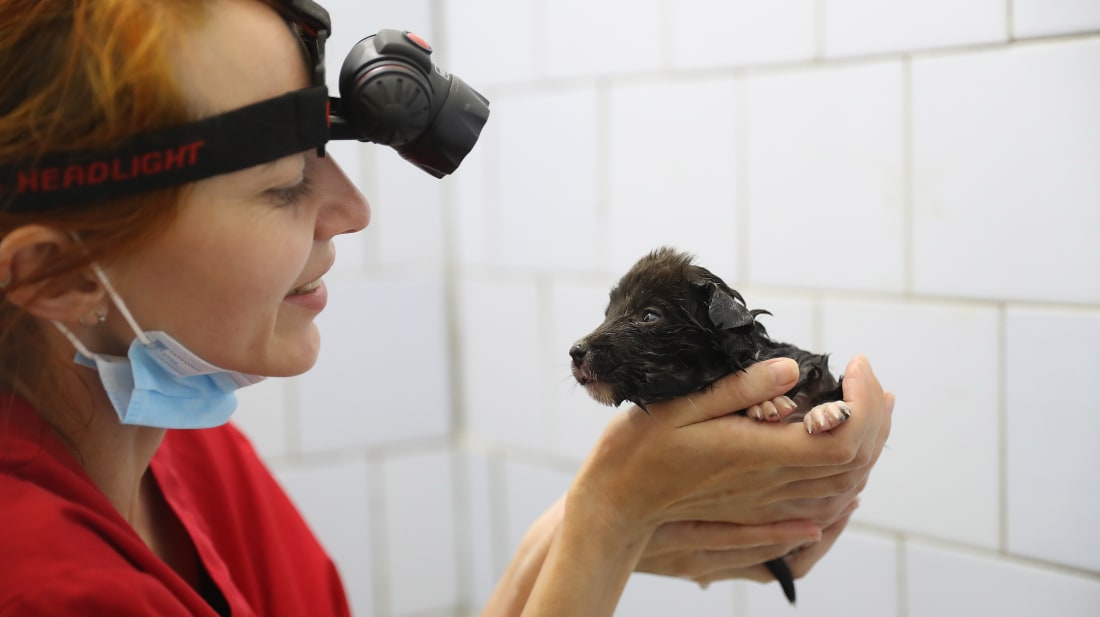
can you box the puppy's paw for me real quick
[746,396,798,422]
[804,401,852,434]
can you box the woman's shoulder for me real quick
[0,431,195,615]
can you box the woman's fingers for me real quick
[785,509,855,579]
[637,520,823,580]
[644,358,801,427]
[645,519,822,555]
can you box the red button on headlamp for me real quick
[403,31,432,53]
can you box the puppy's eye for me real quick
[640,310,661,324]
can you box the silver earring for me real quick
[79,311,107,327]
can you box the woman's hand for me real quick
[496,355,892,616]
[637,499,860,587]
[572,355,891,535]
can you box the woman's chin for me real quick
[247,326,322,377]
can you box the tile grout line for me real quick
[998,303,1010,554]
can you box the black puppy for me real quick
[569,247,852,604]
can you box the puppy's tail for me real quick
[764,557,796,604]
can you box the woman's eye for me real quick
[641,310,661,323]
[266,175,313,207]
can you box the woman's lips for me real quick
[288,278,322,296]
[283,279,327,311]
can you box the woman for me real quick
[0,1,893,615]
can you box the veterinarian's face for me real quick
[97,0,370,377]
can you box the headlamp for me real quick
[0,0,490,213]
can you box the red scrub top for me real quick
[0,393,351,616]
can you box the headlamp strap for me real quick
[0,86,330,212]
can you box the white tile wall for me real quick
[822,299,1001,549]
[735,290,817,352]
[667,0,816,69]
[371,153,445,267]
[456,277,553,451]
[537,0,663,79]
[744,530,899,617]
[607,77,740,273]
[500,459,572,559]
[824,0,1006,57]
[616,574,734,617]
[275,460,375,617]
[1005,307,1100,572]
[441,0,537,87]
[459,452,498,611]
[548,279,621,461]
[381,449,460,615]
[297,275,451,453]
[744,60,906,292]
[912,38,1100,304]
[321,0,434,73]
[1013,0,1100,38]
[494,88,601,272]
[449,117,495,268]
[232,377,289,459]
[907,541,1100,617]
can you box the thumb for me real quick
[647,358,800,427]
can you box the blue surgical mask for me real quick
[53,264,264,429]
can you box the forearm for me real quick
[518,490,653,617]
[481,498,561,617]
[481,488,654,617]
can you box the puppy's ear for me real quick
[688,267,755,331]
[706,284,754,330]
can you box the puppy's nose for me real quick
[569,342,588,366]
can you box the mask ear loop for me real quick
[55,231,151,352]
[88,262,151,346]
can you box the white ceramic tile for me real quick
[737,290,817,352]
[298,275,451,452]
[745,61,905,292]
[668,0,816,69]
[382,449,460,615]
[371,149,446,266]
[539,0,663,79]
[1013,0,1100,38]
[230,377,288,460]
[912,39,1100,304]
[822,299,1001,549]
[824,0,1006,57]
[441,0,537,87]
[321,0,433,83]
[907,541,1100,617]
[501,459,573,555]
[1005,307,1100,572]
[549,280,622,461]
[456,278,552,451]
[459,452,498,610]
[617,574,734,617]
[608,77,739,274]
[495,89,601,271]
[328,141,371,274]
[275,460,374,617]
[745,531,898,617]
[449,114,495,268]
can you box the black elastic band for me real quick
[0,86,330,212]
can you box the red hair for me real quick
[0,0,208,412]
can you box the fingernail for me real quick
[763,358,797,386]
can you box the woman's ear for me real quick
[0,225,107,323]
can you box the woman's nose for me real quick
[314,153,371,239]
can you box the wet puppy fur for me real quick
[570,247,843,414]
[569,247,847,604]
